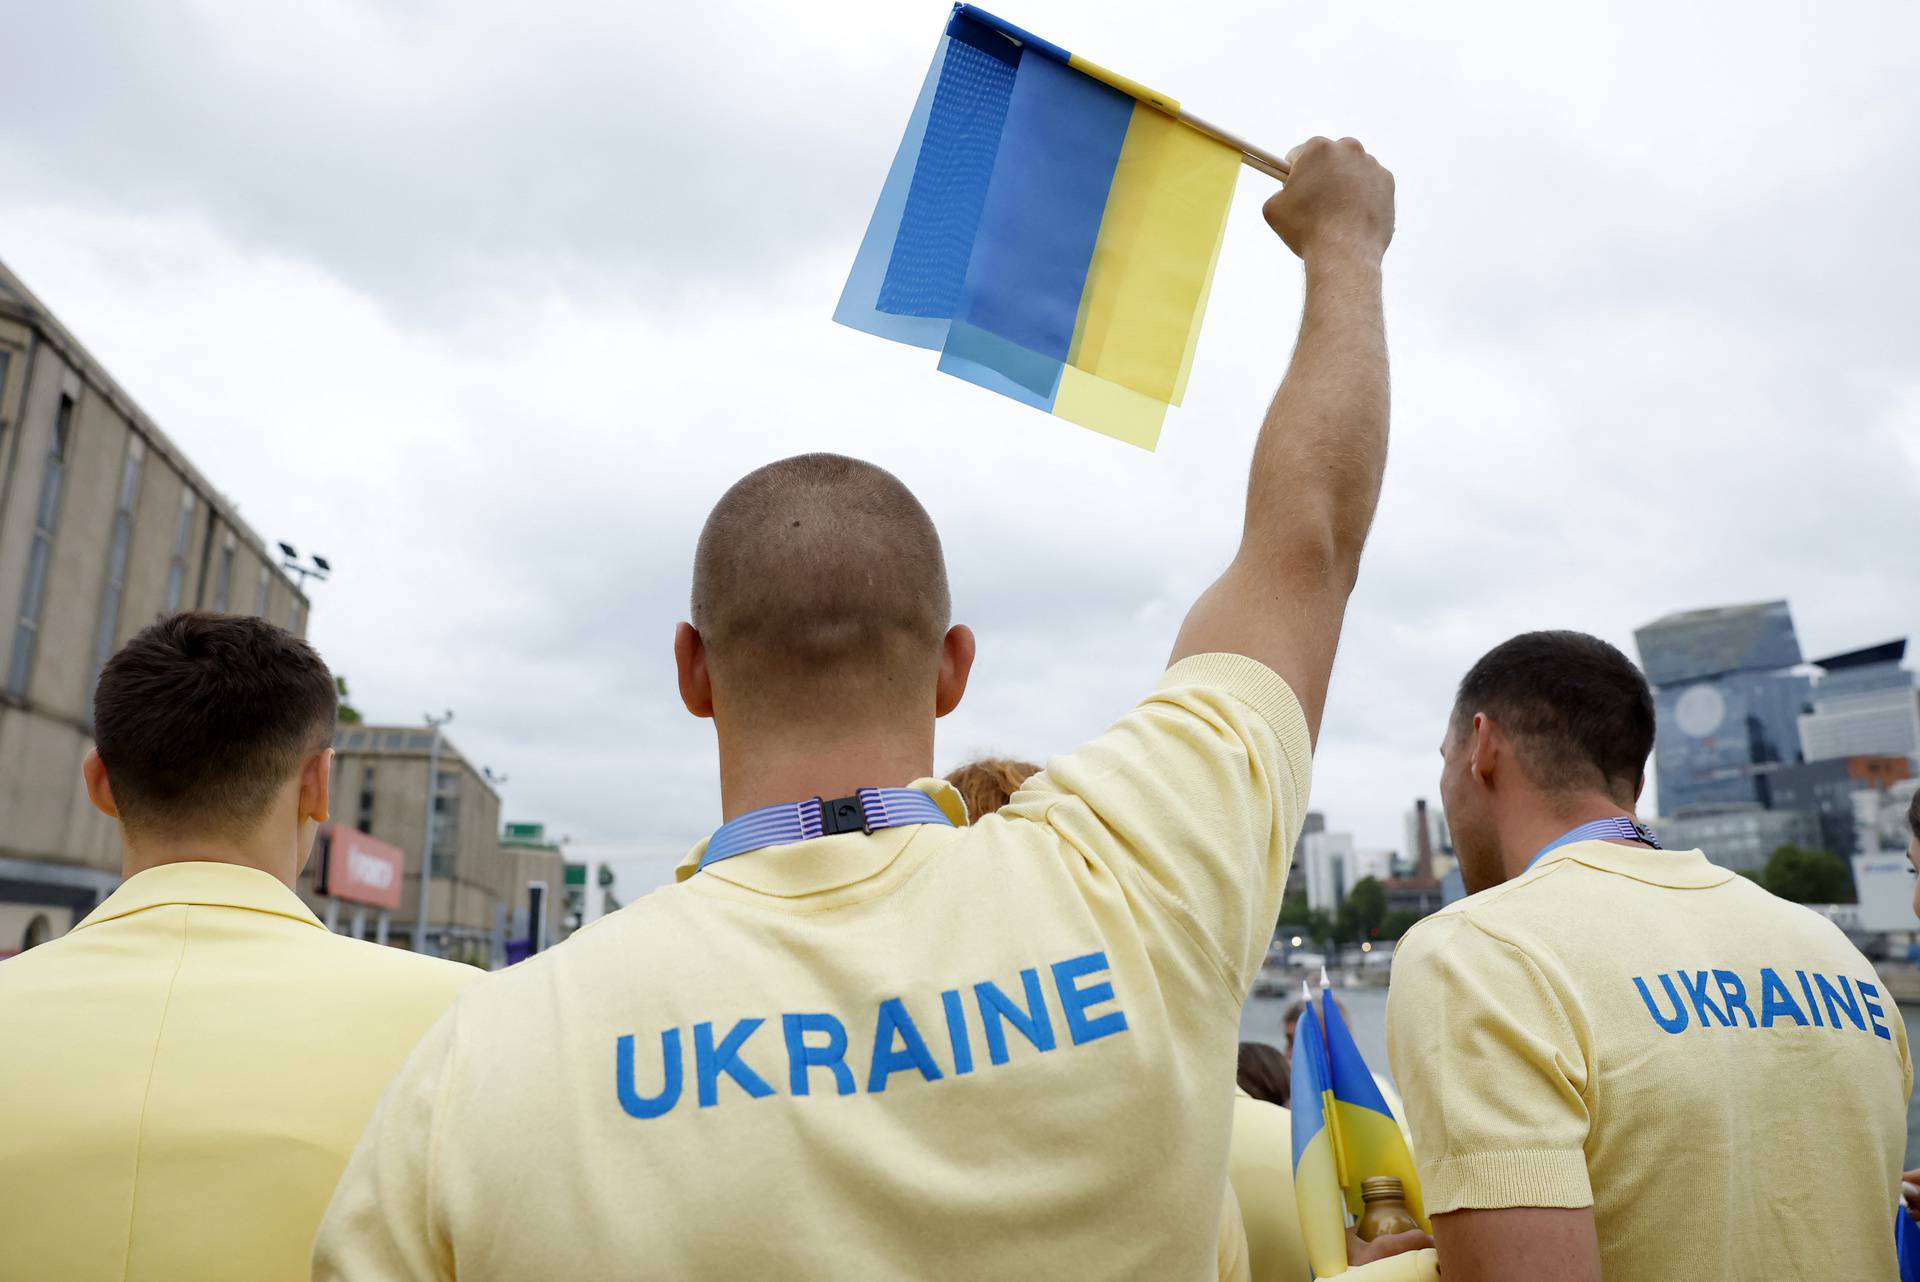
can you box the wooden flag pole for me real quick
[1177,109,1291,181]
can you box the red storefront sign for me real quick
[318,824,405,910]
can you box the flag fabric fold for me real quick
[1293,984,1435,1276]
[1321,990,1431,1231]
[1291,998,1353,1277]
[836,4,1241,450]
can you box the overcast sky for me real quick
[3,0,1916,895]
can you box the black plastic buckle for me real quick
[816,793,872,836]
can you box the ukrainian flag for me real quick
[1322,992,1430,1231]
[836,5,1241,450]
[1290,997,1352,1277]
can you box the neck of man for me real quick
[1496,791,1645,884]
[120,806,306,889]
[716,718,937,822]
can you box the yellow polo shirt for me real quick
[0,861,476,1282]
[1387,840,1912,1281]
[317,653,1312,1280]
[1227,1090,1310,1282]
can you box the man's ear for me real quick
[82,748,119,820]
[298,746,333,824]
[676,623,715,719]
[1468,712,1499,785]
[935,624,976,718]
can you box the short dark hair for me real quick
[1451,630,1654,798]
[1907,786,1920,842]
[691,454,950,720]
[94,612,337,837]
[1236,1041,1290,1107]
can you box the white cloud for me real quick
[2,0,1917,882]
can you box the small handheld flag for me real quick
[1321,990,1430,1231]
[1290,987,1352,1277]
[836,5,1284,450]
[1293,981,1434,1276]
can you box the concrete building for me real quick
[324,723,540,966]
[1853,778,1920,858]
[1349,848,1394,888]
[1301,825,1353,913]
[1798,642,1919,765]
[1651,805,1820,874]
[0,259,309,956]
[497,821,573,952]
[1401,797,1457,883]
[1760,755,1912,859]
[1634,601,1809,815]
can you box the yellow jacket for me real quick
[0,861,476,1282]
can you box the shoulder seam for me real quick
[120,904,193,1277]
[1451,913,1594,1133]
[1039,793,1246,1012]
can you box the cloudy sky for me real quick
[3,0,1916,894]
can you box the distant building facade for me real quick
[1635,601,1808,815]
[1651,806,1820,874]
[1760,756,1912,859]
[325,724,535,965]
[0,260,309,957]
[1301,824,1353,913]
[1798,641,1920,764]
[1401,797,1457,882]
[1853,778,1920,858]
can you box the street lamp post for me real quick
[413,710,454,955]
[276,542,332,590]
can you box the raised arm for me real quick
[1170,137,1395,741]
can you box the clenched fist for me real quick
[1262,137,1395,264]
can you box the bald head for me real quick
[691,454,952,724]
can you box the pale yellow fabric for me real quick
[1228,1090,1310,1282]
[1387,841,1913,1281]
[0,861,475,1282]
[317,654,1313,1280]
[1216,1185,1252,1282]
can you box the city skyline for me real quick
[1,0,1915,863]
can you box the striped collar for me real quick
[1523,816,1661,875]
[697,786,957,872]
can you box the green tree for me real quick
[1302,909,1336,951]
[1759,845,1853,904]
[1379,908,1425,940]
[1339,876,1388,943]
[1277,896,1312,928]
[335,675,363,725]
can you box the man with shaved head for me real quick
[319,137,1429,1280]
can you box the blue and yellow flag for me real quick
[1290,996,1352,1277]
[1322,990,1430,1231]
[836,5,1241,450]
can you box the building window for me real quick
[164,489,197,612]
[91,437,147,696]
[7,393,76,698]
[254,565,270,618]
[429,770,461,878]
[213,534,234,612]
[356,765,375,833]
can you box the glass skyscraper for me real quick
[1633,601,1810,815]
